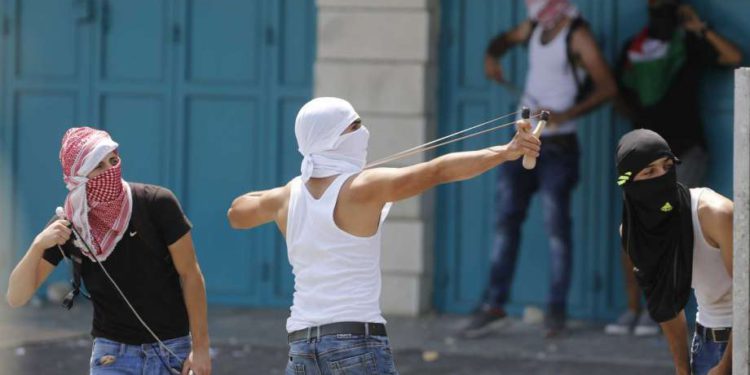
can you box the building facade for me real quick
[0,0,746,319]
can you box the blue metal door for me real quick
[0,0,93,284]
[0,0,316,306]
[173,0,315,307]
[92,0,175,186]
[436,0,746,319]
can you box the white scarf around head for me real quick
[295,97,366,182]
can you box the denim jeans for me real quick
[287,334,399,375]
[690,330,729,375]
[486,134,579,311]
[90,335,191,375]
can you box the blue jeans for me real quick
[90,336,191,375]
[287,334,399,375]
[486,135,579,311]
[691,330,729,375]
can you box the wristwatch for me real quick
[699,25,709,38]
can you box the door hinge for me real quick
[172,24,181,44]
[261,262,270,282]
[2,16,9,37]
[265,26,275,45]
[593,272,602,293]
[101,0,111,34]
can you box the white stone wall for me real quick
[733,68,750,375]
[315,0,439,315]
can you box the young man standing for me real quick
[466,0,617,337]
[608,0,741,336]
[227,97,541,374]
[616,129,733,375]
[6,127,211,375]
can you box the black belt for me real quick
[288,322,387,343]
[696,323,731,343]
[540,133,578,151]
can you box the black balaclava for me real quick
[616,129,693,322]
[647,0,680,41]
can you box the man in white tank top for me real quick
[466,0,617,338]
[616,129,734,375]
[226,97,541,374]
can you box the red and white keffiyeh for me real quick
[60,127,132,261]
[525,0,579,30]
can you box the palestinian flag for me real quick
[621,28,686,106]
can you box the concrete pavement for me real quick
[0,301,674,374]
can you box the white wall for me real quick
[315,0,439,315]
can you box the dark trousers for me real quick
[485,134,580,312]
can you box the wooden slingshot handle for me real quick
[522,110,549,170]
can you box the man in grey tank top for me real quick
[227,97,541,374]
[616,129,734,375]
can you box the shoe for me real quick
[460,306,507,339]
[604,310,638,335]
[633,312,660,336]
[544,306,566,338]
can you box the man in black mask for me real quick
[616,129,734,375]
[606,0,741,337]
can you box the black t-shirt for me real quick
[617,31,719,156]
[43,183,192,344]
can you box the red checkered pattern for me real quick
[60,127,131,259]
[525,0,574,29]
[86,164,124,204]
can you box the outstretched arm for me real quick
[349,121,539,204]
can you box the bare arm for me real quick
[485,21,535,82]
[563,26,617,121]
[680,5,742,66]
[227,184,289,230]
[700,190,733,277]
[168,232,211,375]
[660,311,691,375]
[6,220,70,307]
[350,121,539,204]
[703,29,743,66]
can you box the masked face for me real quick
[648,3,679,40]
[526,0,572,30]
[616,129,680,229]
[622,164,679,228]
[86,162,124,204]
[331,125,369,171]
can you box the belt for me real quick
[288,322,387,343]
[540,133,578,151]
[696,323,731,343]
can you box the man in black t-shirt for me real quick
[6,127,211,375]
[607,0,741,338]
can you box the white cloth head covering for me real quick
[295,97,368,182]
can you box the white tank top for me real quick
[285,173,391,332]
[690,188,732,328]
[522,22,583,136]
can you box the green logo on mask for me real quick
[617,171,633,186]
[660,202,673,212]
